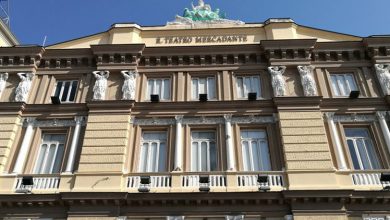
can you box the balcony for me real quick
[14,175,60,192]
[350,171,390,190]
[125,172,286,192]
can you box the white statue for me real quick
[92,70,109,100]
[375,64,390,95]
[121,70,138,100]
[192,0,211,11]
[0,72,8,97]
[297,65,318,96]
[268,66,286,97]
[15,72,34,102]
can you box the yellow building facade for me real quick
[0,2,390,219]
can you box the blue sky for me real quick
[10,0,390,46]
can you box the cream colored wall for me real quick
[0,116,21,172]
[47,23,361,49]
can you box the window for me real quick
[236,75,261,99]
[191,131,217,172]
[139,132,167,172]
[33,134,66,174]
[53,80,78,103]
[345,128,381,170]
[147,78,171,100]
[330,73,358,96]
[363,216,389,220]
[241,130,271,171]
[192,77,216,100]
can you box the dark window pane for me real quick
[69,81,78,102]
[54,81,63,97]
[61,81,70,101]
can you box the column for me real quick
[174,115,183,171]
[376,111,390,154]
[12,117,35,174]
[224,114,236,171]
[324,112,348,170]
[64,116,84,173]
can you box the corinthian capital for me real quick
[376,111,389,120]
[323,112,335,121]
[224,114,233,122]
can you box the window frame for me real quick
[339,122,388,170]
[235,75,262,99]
[145,77,172,101]
[191,76,217,100]
[52,79,79,103]
[33,133,67,174]
[324,68,366,98]
[329,73,358,97]
[190,130,218,172]
[239,129,272,171]
[232,72,264,100]
[138,130,168,173]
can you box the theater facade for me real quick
[0,1,390,219]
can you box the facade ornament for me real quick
[23,118,87,128]
[167,217,185,220]
[374,64,390,95]
[0,72,8,98]
[297,65,318,96]
[225,215,244,220]
[131,116,275,126]
[121,70,138,100]
[15,72,35,102]
[92,70,110,100]
[168,0,244,26]
[268,66,286,97]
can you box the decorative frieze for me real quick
[22,117,87,128]
[131,115,276,126]
[330,113,377,123]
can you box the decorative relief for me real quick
[268,66,286,97]
[15,72,35,102]
[324,112,377,123]
[131,116,276,126]
[121,70,137,100]
[374,64,390,95]
[297,65,318,96]
[22,117,86,128]
[92,71,109,100]
[0,72,8,98]
[168,0,244,26]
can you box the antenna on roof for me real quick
[42,36,47,47]
[0,0,10,27]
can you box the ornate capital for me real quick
[24,117,36,126]
[74,116,85,124]
[323,112,335,121]
[224,114,233,122]
[175,115,184,123]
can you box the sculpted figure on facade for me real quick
[0,72,8,97]
[121,70,138,100]
[297,65,318,96]
[374,64,390,95]
[168,0,244,25]
[15,72,34,102]
[268,66,286,97]
[92,70,110,100]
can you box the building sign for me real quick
[155,35,248,45]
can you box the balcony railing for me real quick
[181,174,226,188]
[15,176,60,191]
[127,175,171,189]
[351,172,390,187]
[237,173,284,188]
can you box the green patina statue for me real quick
[167,0,243,25]
[183,0,223,21]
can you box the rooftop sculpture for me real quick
[168,0,244,25]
